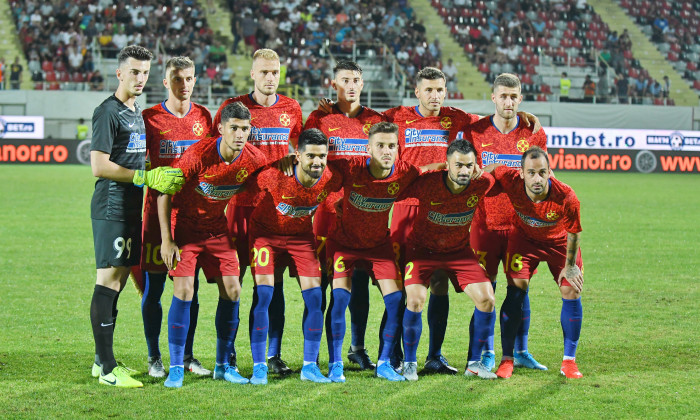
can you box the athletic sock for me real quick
[514,288,531,353]
[500,285,527,358]
[469,308,495,362]
[267,282,285,358]
[301,287,323,363]
[349,269,370,348]
[167,296,191,367]
[141,271,166,358]
[251,285,274,364]
[561,297,583,359]
[402,309,422,363]
[90,285,118,375]
[185,276,200,358]
[378,291,402,363]
[326,288,351,364]
[111,290,120,332]
[215,298,238,365]
[427,293,449,359]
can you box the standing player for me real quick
[400,140,497,380]
[485,146,585,379]
[304,60,386,370]
[139,56,212,378]
[89,45,184,388]
[159,102,267,388]
[465,73,548,372]
[248,129,342,384]
[211,48,302,375]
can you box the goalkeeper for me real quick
[88,45,183,388]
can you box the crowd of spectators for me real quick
[10,0,231,95]
[226,0,441,90]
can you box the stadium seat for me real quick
[541,84,552,94]
[45,71,57,82]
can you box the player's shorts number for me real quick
[392,242,401,264]
[252,247,270,268]
[507,253,523,272]
[404,262,414,280]
[475,250,487,268]
[114,236,132,259]
[334,256,345,273]
[144,243,163,265]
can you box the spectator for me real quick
[10,56,23,89]
[76,118,89,140]
[661,75,670,99]
[615,73,629,104]
[559,72,571,102]
[443,58,458,91]
[89,69,104,91]
[582,75,596,103]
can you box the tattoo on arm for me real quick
[566,232,581,266]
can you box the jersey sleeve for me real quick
[90,103,118,153]
[304,111,321,129]
[532,126,548,151]
[290,102,303,148]
[173,144,202,181]
[327,164,344,192]
[562,192,582,234]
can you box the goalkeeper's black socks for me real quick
[90,285,118,375]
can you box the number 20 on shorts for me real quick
[251,247,270,268]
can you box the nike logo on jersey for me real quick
[482,142,494,147]
[430,201,442,206]
[100,322,114,327]
[203,174,217,178]
[282,195,296,199]
[352,183,366,188]
[128,121,136,128]
[406,119,419,124]
[328,127,341,132]
[160,129,172,134]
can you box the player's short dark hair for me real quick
[333,60,363,76]
[368,121,398,139]
[117,45,153,65]
[446,139,476,158]
[221,101,251,123]
[521,146,549,168]
[165,56,195,76]
[297,128,328,152]
[416,67,446,85]
[493,73,521,92]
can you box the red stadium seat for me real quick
[628,68,639,78]
[537,93,548,101]
[541,84,552,94]
[670,43,681,53]
[33,82,43,90]
[49,82,61,90]
[654,98,665,105]
[694,80,700,90]
[41,61,53,72]
[478,62,489,74]
[45,71,56,82]
[567,21,577,31]
[686,61,697,71]
[623,50,633,59]
[667,51,679,62]
[464,43,475,54]
[521,74,533,85]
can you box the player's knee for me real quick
[560,286,580,300]
[511,277,529,290]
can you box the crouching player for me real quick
[158,102,267,387]
[247,128,342,384]
[487,146,585,379]
[325,122,439,383]
[400,140,497,380]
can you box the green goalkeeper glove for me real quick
[133,166,185,195]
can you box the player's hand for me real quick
[471,165,483,180]
[517,111,542,133]
[558,264,583,293]
[482,163,502,173]
[279,154,298,176]
[318,97,334,114]
[161,238,181,271]
[133,166,185,194]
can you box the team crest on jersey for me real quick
[517,138,530,153]
[440,117,452,129]
[363,122,372,135]
[466,195,479,207]
[279,113,291,127]
[317,189,328,203]
[192,121,204,136]
[546,210,559,220]
[236,168,249,182]
[387,182,400,195]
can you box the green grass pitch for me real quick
[0,165,697,419]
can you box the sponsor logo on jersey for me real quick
[516,138,530,153]
[515,210,558,228]
[427,209,474,226]
[126,133,146,153]
[196,182,243,200]
[276,202,319,218]
[279,113,291,127]
[159,139,198,158]
[193,121,204,136]
[481,151,521,167]
[348,191,395,212]
[250,127,291,146]
[329,137,369,156]
[404,128,449,148]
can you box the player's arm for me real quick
[558,232,583,292]
[419,162,446,173]
[317,97,334,114]
[517,111,541,133]
[157,193,179,271]
[91,150,184,193]
[90,150,138,182]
